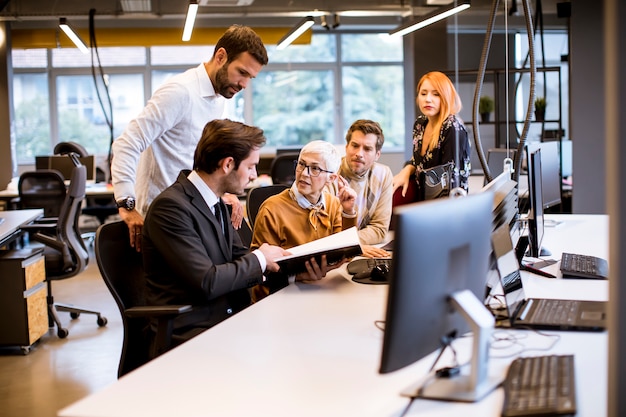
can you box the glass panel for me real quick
[267,33,336,63]
[342,33,403,62]
[151,69,183,94]
[151,46,214,65]
[12,49,48,68]
[342,65,405,148]
[253,70,334,147]
[52,47,146,67]
[151,68,243,123]
[56,74,145,155]
[13,73,51,163]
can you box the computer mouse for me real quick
[370,263,390,282]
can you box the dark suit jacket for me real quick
[143,170,264,332]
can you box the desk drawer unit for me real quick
[0,248,47,352]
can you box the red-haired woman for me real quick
[392,71,471,201]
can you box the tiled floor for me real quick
[0,244,121,417]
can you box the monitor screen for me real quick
[379,192,498,401]
[527,148,545,258]
[36,155,96,182]
[486,148,517,182]
[526,141,561,209]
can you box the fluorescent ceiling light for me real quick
[276,16,315,50]
[389,0,471,37]
[182,0,199,42]
[59,17,89,54]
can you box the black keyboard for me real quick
[560,252,608,280]
[346,258,392,276]
[502,354,577,417]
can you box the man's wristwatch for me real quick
[116,197,136,211]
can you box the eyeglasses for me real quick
[294,160,333,177]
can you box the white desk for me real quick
[58,214,608,417]
[0,183,114,201]
[0,209,44,247]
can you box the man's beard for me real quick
[215,63,239,98]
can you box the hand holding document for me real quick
[276,227,362,275]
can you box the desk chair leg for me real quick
[46,280,108,338]
[55,303,108,327]
[47,293,69,339]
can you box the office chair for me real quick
[54,141,89,157]
[95,221,193,377]
[270,153,299,186]
[246,184,289,229]
[18,169,67,218]
[21,153,107,338]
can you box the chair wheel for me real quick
[97,316,108,327]
[21,346,31,355]
[70,312,80,319]
[57,327,69,338]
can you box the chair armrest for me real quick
[125,305,193,358]
[21,222,58,232]
[124,305,192,319]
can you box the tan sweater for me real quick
[251,189,356,250]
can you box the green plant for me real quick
[534,97,547,112]
[479,95,495,114]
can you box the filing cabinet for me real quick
[0,248,47,353]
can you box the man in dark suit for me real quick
[142,119,299,345]
[142,120,288,342]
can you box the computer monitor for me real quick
[379,192,500,402]
[526,141,561,209]
[36,155,96,182]
[485,148,517,183]
[480,170,519,234]
[527,148,546,258]
[276,146,303,155]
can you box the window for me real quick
[253,69,335,146]
[12,31,405,165]
[56,74,145,155]
[13,73,50,160]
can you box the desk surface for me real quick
[59,214,608,417]
[0,209,43,246]
[0,183,114,201]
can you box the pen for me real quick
[522,264,557,278]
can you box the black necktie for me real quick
[214,202,225,234]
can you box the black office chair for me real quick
[95,221,193,377]
[269,153,299,186]
[246,184,289,229]
[54,141,89,157]
[21,153,107,338]
[18,169,67,219]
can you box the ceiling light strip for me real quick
[182,0,199,42]
[59,17,89,54]
[276,16,315,50]
[390,1,471,37]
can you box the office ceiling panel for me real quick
[0,0,567,30]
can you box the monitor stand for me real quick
[400,290,501,402]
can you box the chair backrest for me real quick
[95,220,148,377]
[61,162,89,272]
[270,152,299,186]
[54,141,89,157]
[27,157,89,279]
[246,184,289,229]
[18,169,67,217]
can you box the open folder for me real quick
[276,227,362,275]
